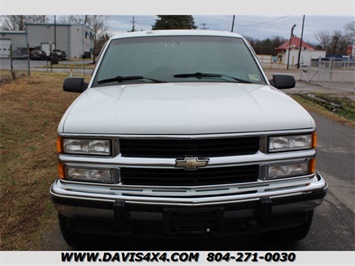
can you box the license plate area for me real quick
[163,207,224,235]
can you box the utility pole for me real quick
[297,15,305,69]
[231,15,235,32]
[82,21,85,79]
[287,24,296,70]
[54,15,56,50]
[201,23,208,30]
[130,17,136,32]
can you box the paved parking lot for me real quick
[0,58,93,76]
[264,68,355,101]
[0,58,48,69]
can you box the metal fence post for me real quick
[10,44,15,80]
[329,58,333,89]
[317,57,321,83]
[27,42,30,77]
[50,43,53,72]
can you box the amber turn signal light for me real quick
[312,132,317,149]
[58,163,66,179]
[310,158,316,174]
[56,136,63,153]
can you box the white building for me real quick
[0,31,26,57]
[275,37,326,66]
[0,23,94,59]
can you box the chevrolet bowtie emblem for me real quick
[175,157,209,170]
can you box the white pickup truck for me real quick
[50,30,327,247]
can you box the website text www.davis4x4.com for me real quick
[60,251,298,263]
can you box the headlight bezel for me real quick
[65,165,115,183]
[268,132,316,153]
[59,164,119,184]
[57,136,113,156]
[266,159,315,180]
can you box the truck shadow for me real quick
[73,233,299,251]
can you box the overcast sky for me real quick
[108,15,354,44]
[1,0,354,45]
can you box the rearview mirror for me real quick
[269,74,296,89]
[63,77,88,93]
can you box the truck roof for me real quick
[110,30,244,40]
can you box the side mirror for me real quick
[63,77,88,93]
[269,74,295,89]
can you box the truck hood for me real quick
[59,83,315,135]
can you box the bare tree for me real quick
[2,15,26,30]
[344,21,355,44]
[344,21,355,34]
[329,30,342,55]
[30,15,47,24]
[315,31,331,50]
[1,15,48,30]
[59,15,109,63]
[315,22,354,55]
[87,15,109,63]
[59,15,90,25]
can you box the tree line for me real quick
[1,16,354,57]
[244,36,287,56]
[314,22,354,56]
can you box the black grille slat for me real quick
[121,165,259,186]
[120,137,260,158]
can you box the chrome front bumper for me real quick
[51,172,327,219]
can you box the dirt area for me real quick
[0,72,78,250]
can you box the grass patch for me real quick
[0,70,29,85]
[36,63,95,69]
[292,93,355,128]
[35,59,95,69]
[0,72,79,250]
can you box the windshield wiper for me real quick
[97,75,166,85]
[173,72,252,83]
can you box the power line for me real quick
[236,15,289,27]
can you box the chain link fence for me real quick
[300,58,355,91]
[0,44,61,85]
[0,44,31,84]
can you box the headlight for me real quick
[268,132,316,152]
[57,137,111,156]
[66,166,114,183]
[267,159,315,179]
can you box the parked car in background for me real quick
[53,49,67,60]
[12,49,29,60]
[48,52,59,64]
[30,50,47,60]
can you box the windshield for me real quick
[93,35,266,86]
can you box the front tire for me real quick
[58,213,92,249]
[284,210,314,242]
[266,211,314,243]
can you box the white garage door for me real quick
[0,39,11,58]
